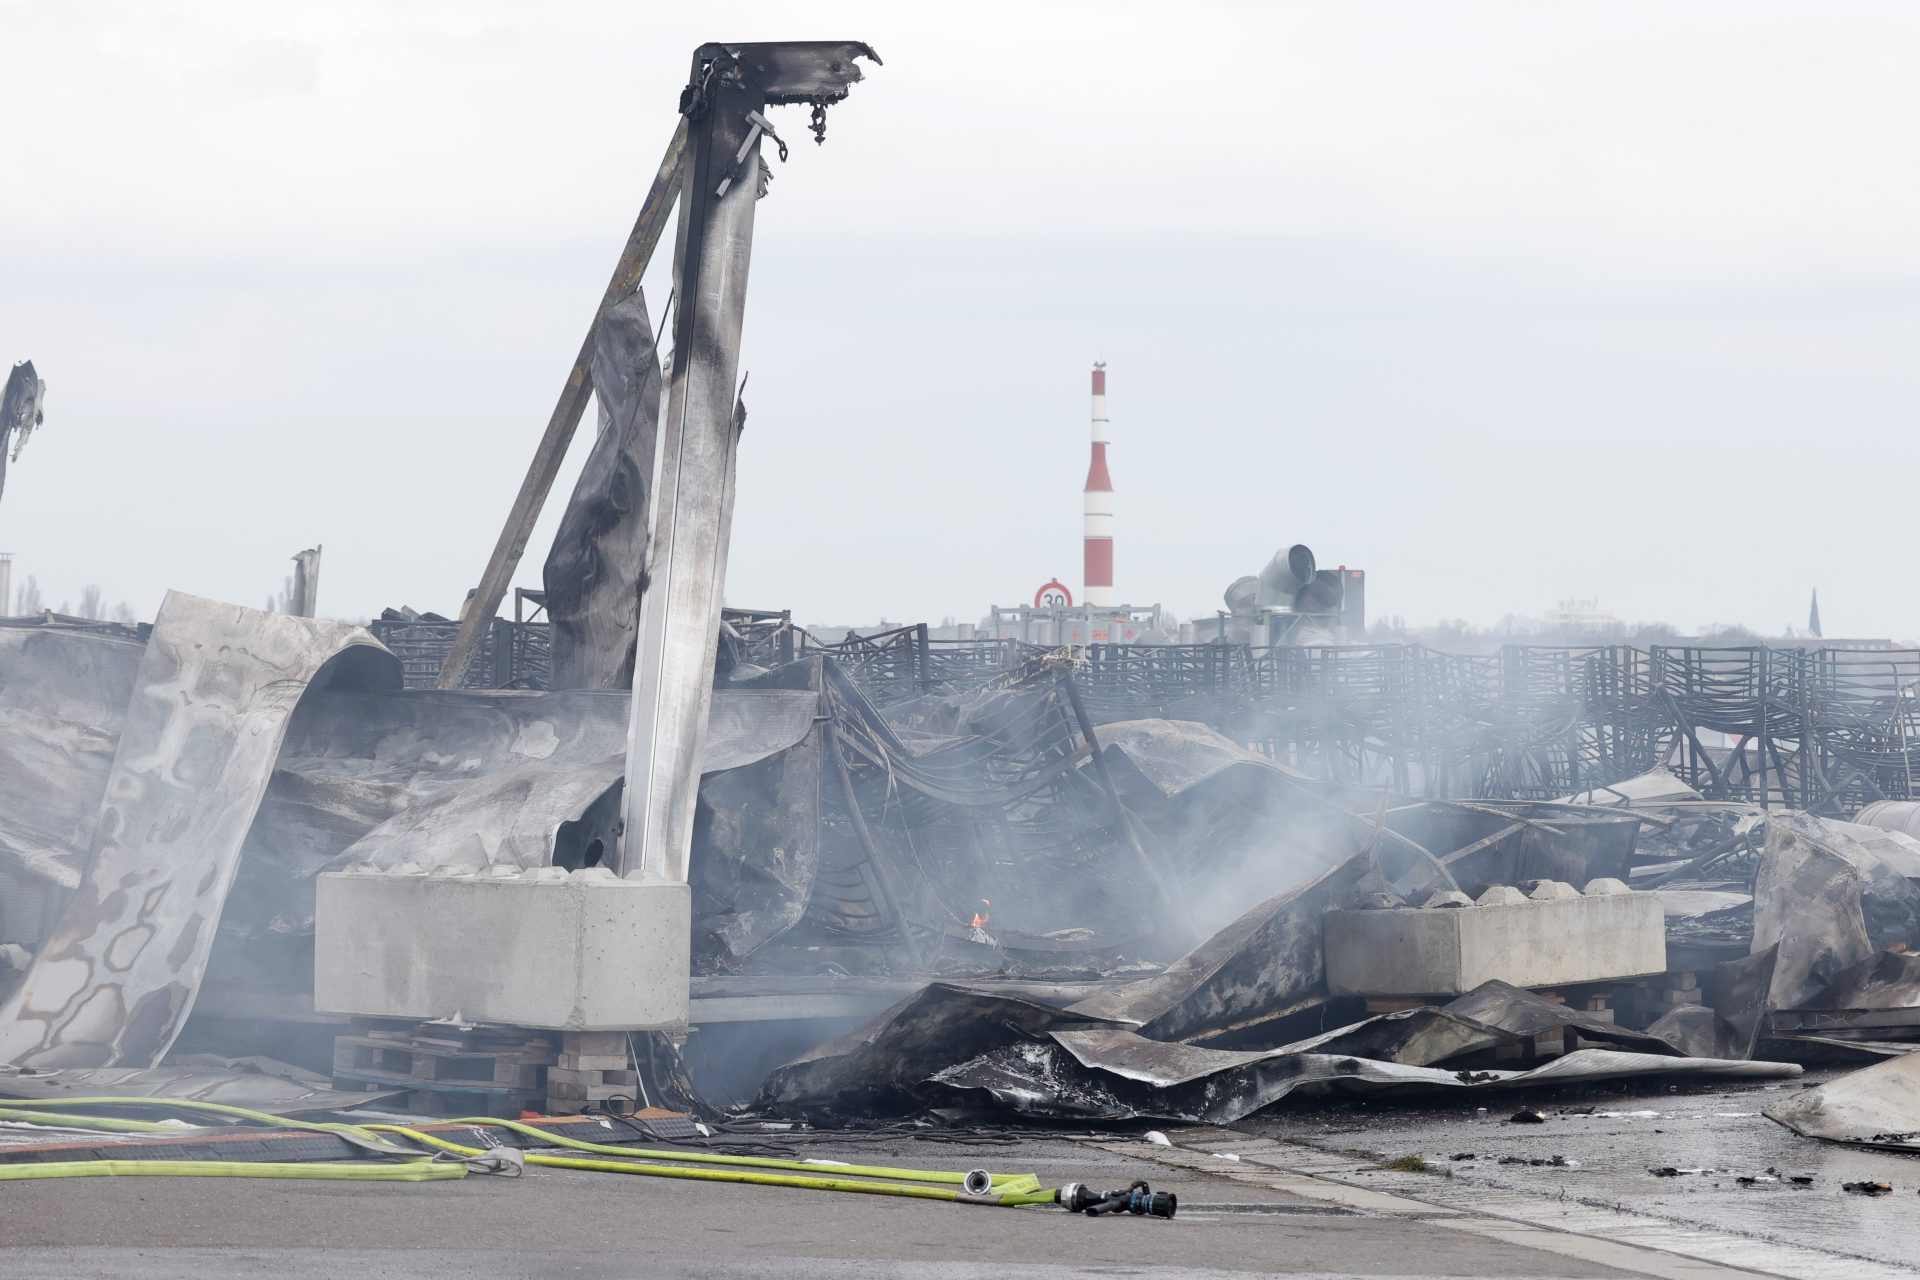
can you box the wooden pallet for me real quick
[331,1027,557,1106]
[545,1031,638,1114]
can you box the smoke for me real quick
[1105,732,1372,940]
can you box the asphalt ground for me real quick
[1241,1068,1920,1274]
[0,1131,1639,1280]
[2,1079,1913,1279]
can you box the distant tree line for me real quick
[12,575,137,623]
[1367,614,1794,648]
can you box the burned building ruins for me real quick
[1,38,1917,1231]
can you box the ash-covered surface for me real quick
[1239,1068,1920,1270]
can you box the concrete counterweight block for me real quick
[1324,880,1666,997]
[314,867,690,1030]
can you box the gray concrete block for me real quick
[314,867,690,1030]
[563,1032,629,1056]
[1325,882,1667,997]
[557,1051,630,1072]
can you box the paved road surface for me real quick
[2,1098,1905,1279]
[0,1134,1637,1279]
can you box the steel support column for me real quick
[619,42,877,882]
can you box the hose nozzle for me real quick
[1056,1179,1176,1219]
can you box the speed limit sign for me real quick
[1033,580,1074,609]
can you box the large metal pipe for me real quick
[1222,575,1258,614]
[1254,544,1316,609]
[1855,800,1920,840]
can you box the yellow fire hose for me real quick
[0,1158,466,1183]
[0,1097,1054,1204]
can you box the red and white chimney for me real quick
[1083,362,1115,607]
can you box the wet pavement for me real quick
[4,1080,1916,1276]
[1239,1068,1920,1272]
[0,1132,1645,1278]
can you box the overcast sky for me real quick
[3,1,1916,638]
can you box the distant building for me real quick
[1543,598,1619,632]
[987,602,1167,646]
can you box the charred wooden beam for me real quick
[435,121,689,688]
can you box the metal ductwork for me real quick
[1254,545,1316,609]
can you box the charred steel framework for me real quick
[365,619,1920,816]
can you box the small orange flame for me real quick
[970,898,991,929]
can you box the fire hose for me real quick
[0,1097,1173,1214]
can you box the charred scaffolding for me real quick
[364,622,1920,817]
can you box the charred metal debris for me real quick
[15,598,1920,1126]
[4,40,1917,1152]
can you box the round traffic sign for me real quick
[1034,580,1074,609]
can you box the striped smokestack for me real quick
[1083,362,1115,606]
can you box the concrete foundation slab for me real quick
[1325,880,1666,997]
[314,866,689,1029]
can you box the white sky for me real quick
[2,1,1916,637]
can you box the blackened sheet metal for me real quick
[694,722,822,962]
[756,964,1795,1125]
[0,360,46,503]
[0,625,144,889]
[1442,979,1682,1053]
[222,685,640,936]
[0,617,817,945]
[228,684,817,935]
[306,689,818,877]
[1763,1051,1920,1152]
[1648,947,1779,1061]
[752,981,1118,1120]
[1067,849,1374,1041]
[1097,718,1301,798]
[1254,981,1682,1067]
[1712,944,1777,1060]
[1810,949,1920,1011]
[703,688,820,772]
[0,593,396,1067]
[543,288,661,692]
[1645,1005,1720,1059]
[1259,1008,1503,1067]
[1748,813,1920,1010]
[941,1035,1797,1125]
[701,40,881,105]
[325,759,625,873]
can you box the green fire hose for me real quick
[0,1158,466,1183]
[0,1097,1054,1204]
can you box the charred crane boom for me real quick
[435,42,876,874]
[622,42,878,881]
